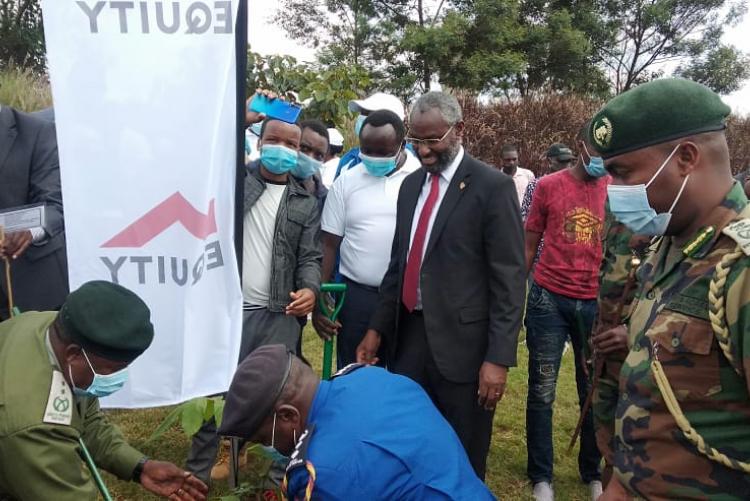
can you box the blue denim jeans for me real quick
[525,281,601,484]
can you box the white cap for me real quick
[327,128,344,147]
[349,92,405,120]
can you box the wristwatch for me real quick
[132,456,149,483]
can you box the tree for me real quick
[598,0,748,93]
[245,49,371,128]
[274,0,445,97]
[0,0,45,72]
[676,44,750,94]
[403,0,610,97]
[403,0,526,94]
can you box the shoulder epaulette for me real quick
[330,363,366,379]
[722,219,750,256]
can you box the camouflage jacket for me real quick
[593,205,650,471]
[614,182,750,500]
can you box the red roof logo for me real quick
[102,192,217,248]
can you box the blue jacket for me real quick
[285,365,495,500]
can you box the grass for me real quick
[103,327,590,500]
[0,66,52,111]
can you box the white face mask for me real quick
[607,144,689,236]
[261,411,296,463]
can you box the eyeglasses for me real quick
[406,125,454,147]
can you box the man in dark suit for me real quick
[357,91,526,479]
[0,105,68,319]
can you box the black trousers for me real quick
[391,310,495,480]
[336,276,387,369]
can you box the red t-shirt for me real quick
[525,169,609,299]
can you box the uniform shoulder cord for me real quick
[652,244,750,473]
[281,460,316,501]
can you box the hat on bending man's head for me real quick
[58,280,154,362]
[219,344,294,440]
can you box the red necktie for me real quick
[402,174,441,312]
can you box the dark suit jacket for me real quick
[369,152,526,383]
[0,106,68,317]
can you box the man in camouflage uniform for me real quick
[590,78,750,501]
[591,206,649,489]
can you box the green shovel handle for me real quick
[318,283,347,379]
[79,437,113,501]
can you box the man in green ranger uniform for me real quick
[591,78,750,501]
[0,281,207,501]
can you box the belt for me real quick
[341,275,380,293]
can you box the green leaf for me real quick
[203,398,215,422]
[145,404,183,443]
[214,398,226,428]
[181,399,207,437]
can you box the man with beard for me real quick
[356,91,526,479]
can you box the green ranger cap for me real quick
[59,281,154,362]
[589,78,731,159]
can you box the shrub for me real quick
[0,65,51,111]
[460,94,750,175]
[727,115,750,174]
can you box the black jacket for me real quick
[0,106,68,317]
[369,153,526,383]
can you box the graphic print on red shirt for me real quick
[525,169,609,299]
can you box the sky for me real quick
[248,0,750,115]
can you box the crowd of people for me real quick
[1,77,750,501]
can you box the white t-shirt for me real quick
[242,182,287,306]
[322,152,421,287]
[320,157,340,189]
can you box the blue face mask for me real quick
[582,144,608,178]
[354,115,367,137]
[70,349,129,398]
[261,412,292,463]
[607,144,689,236]
[292,153,322,180]
[261,144,298,175]
[360,145,402,177]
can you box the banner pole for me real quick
[234,0,248,275]
[230,1,248,490]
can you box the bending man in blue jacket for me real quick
[219,344,495,500]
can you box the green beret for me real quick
[589,78,731,159]
[59,281,154,362]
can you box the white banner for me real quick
[42,0,243,408]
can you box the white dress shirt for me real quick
[511,167,535,206]
[408,146,465,309]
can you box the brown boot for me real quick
[210,439,247,482]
